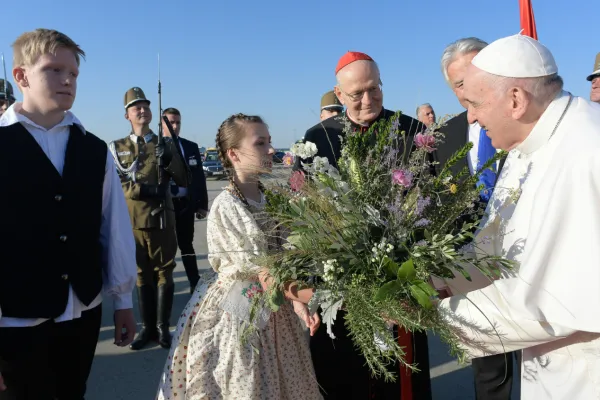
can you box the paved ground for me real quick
[87,173,520,399]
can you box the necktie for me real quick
[476,127,497,202]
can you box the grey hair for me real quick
[416,103,432,116]
[441,37,488,85]
[487,73,564,106]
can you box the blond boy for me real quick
[0,28,137,399]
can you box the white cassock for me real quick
[437,90,600,399]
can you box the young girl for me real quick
[156,113,323,399]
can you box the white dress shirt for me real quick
[467,121,501,174]
[0,103,137,327]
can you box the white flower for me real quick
[312,156,330,173]
[290,141,318,159]
[323,259,340,283]
[336,180,349,194]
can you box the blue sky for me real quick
[1,0,596,148]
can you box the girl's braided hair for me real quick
[215,113,267,207]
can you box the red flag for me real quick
[519,0,538,39]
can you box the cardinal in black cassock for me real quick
[293,51,432,400]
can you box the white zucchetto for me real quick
[472,32,558,78]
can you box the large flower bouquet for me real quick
[253,112,511,381]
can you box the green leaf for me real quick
[382,256,400,279]
[397,259,416,282]
[424,229,433,241]
[268,289,285,312]
[413,280,438,297]
[288,201,302,216]
[409,282,435,309]
[458,268,472,282]
[286,234,303,247]
[375,280,403,302]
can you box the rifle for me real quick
[155,53,182,229]
[1,53,11,106]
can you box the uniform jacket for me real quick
[109,132,190,229]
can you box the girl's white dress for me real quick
[156,189,322,400]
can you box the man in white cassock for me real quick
[436,33,600,399]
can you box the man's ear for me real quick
[334,86,345,106]
[511,87,529,120]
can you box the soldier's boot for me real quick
[129,285,158,351]
[157,283,175,349]
[182,255,200,294]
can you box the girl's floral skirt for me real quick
[156,271,323,400]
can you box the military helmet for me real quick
[586,52,600,81]
[0,79,15,102]
[320,90,343,111]
[124,87,150,109]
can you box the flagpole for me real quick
[519,0,538,40]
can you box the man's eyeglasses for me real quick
[339,82,383,102]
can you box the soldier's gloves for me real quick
[139,184,168,199]
[155,141,173,166]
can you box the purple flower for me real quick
[390,118,400,135]
[414,218,431,227]
[392,169,413,188]
[415,133,436,152]
[416,196,431,215]
[383,146,398,166]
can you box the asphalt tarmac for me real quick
[86,173,520,399]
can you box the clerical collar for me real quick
[516,90,571,155]
[129,131,155,143]
[345,108,386,132]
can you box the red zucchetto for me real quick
[335,51,374,75]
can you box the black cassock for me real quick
[294,109,433,400]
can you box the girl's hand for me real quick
[308,312,321,336]
[292,300,311,328]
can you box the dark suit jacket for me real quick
[293,108,425,171]
[178,137,209,212]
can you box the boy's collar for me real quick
[0,102,86,134]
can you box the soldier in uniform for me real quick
[319,89,344,121]
[587,52,600,104]
[0,78,16,116]
[109,87,190,350]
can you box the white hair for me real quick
[441,37,488,85]
[485,73,564,106]
[416,103,432,116]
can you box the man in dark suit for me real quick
[436,37,517,400]
[162,107,209,294]
[294,51,430,400]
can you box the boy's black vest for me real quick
[0,123,106,319]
